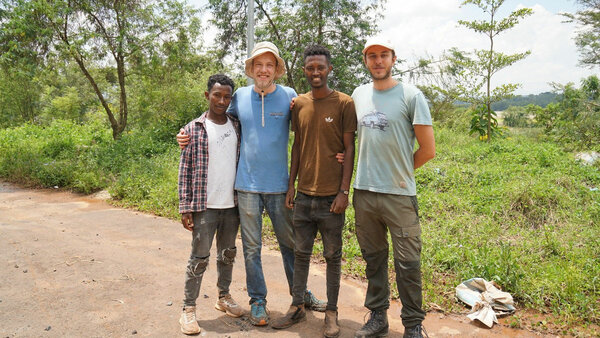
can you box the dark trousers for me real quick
[291,193,344,311]
[183,207,239,307]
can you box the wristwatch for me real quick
[339,189,349,195]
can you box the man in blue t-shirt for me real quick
[352,37,436,338]
[177,41,325,326]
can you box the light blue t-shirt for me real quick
[351,82,432,196]
[227,85,297,193]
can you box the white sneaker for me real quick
[180,306,202,335]
[215,294,245,317]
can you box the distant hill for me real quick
[491,92,559,111]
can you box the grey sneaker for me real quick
[271,304,306,329]
[355,309,389,338]
[179,306,202,335]
[304,289,327,312]
[215,294,244,318]
[403,324,428,338]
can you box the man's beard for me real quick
[369,68,392,81]
[254,78,274,90]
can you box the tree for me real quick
[0,0,49,125]
[563,0,600,68]
[455,0,533,141]
[126,26,224,141]
[0,57,44,126]
[207,0,382,94]
[535,76,600,149]
[412,50,465,122]
[0,0,196,139]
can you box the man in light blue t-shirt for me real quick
[352,38,436,338]
[177,41,325,326]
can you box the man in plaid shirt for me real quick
[178,74,244,335]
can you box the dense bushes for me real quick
[0,120,181,217]
[534,76,600,150]
[502,105,535,128]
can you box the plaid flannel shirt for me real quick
[178,112,241,214]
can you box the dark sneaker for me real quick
[271,304,306,329]
[249,299,269,326]
[403,324,428,338]
[324,310,340,338]
[304,290,327,312]
[354,309,389,338]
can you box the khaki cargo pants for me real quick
[353,189,426,328]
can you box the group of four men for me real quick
[176,38,435,338]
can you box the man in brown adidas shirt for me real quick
[271,44,356,338]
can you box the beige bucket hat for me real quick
[244,41,286,80]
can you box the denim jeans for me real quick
[291,193,344,311]
[183,207,239,307]
[237,191,295,303]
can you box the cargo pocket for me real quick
[400,225,421,238]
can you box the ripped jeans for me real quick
[183,207,239,307]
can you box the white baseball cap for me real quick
[362,37,395,54]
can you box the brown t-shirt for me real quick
[291,90,357,196]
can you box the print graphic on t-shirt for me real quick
[217,129,233,147]
[325,117,333,123]
[360,110,389,131]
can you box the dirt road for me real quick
[0,182,540,337]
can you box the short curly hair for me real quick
[207,74,235,92]
[303,44,331,64]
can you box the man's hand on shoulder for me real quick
[177,128,190,150]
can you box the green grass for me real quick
[0,120,598,334]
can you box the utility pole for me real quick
[247,0,255,85]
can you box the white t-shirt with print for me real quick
[205,118,237,208]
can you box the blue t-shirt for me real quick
[227,85,297,193]
[351,82,432,196]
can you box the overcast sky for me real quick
[189,0,599,95]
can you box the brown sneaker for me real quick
[215,294,245,318]
[324,310,340,337]
[179,306,202,335]
[271,304,306,329]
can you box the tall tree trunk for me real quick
[116,54,127,139]
[317,0,323,44]
[72,55,122,139]
[54,4,123,140]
